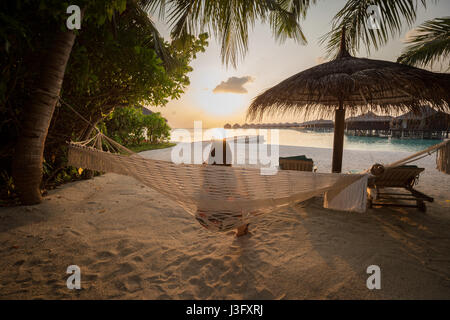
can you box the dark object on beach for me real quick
[370,163,385,176]
[247,27,450,173]
[209,139,232,166]
[279,155,314,172]
[367,166,433,212]
[236,223,249,237]
[207,138,249,236]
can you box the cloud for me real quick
[213,76,254,94]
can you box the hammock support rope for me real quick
[62,98,450,231]
[68,133,368,231]
[67,132,449,232]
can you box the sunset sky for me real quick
[150,0,450,128]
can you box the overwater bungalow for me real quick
[390,106,450,139]
[345,112,393,137]
[300,119,334,131]
[224,123,232,129]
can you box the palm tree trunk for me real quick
[13,30,76,204]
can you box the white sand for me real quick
[0,144,449,299]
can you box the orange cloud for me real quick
[213,76,254,94]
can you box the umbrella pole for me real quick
[332,102,345,173]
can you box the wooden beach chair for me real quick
[279,155,315,172]
[367,165,433,212]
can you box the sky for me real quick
[148,0,450,128]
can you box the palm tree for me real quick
[13,0,438,204]
[397,16,450,68]
[12,1,162,204]
[12,0,312,204]
[321,0,433,57]
[12,29,77,204]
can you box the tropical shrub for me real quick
[102,106,171,146]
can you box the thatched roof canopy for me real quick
[247,27,450,173]
[247,41,450,120]
[395,105,440,120]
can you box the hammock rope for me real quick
[384,139,450,171]
[67,133,368,231]
[61,98,450,231]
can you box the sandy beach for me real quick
[1,143,449,299]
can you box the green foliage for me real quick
[397,16,450,69]
[49,3,207,150]
[0,0,206,198]
[102,106,171,146]
[0,170,15,199]
[63,9,204,107]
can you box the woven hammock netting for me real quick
[67,133,450,232]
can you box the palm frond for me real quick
[397,16,450,68]
[142,0,314,67]
[266,0,309,44]
[128,0,177,69]
[320,0,435,57]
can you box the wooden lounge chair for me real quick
[279,155,315,172]
[367,165,433,212]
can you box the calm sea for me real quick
[170,128,443,153]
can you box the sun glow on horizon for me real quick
[194,90,248,117]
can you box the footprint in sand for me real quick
[115,239,145,258]
[96,251,116,260]
[15,271,32,283]
[46,279,59,285]
[13,260,25,267]
[144,275,164,284]
[111,274,142,293]
[125,275,142,293]
[69,229,82,236]
[84,273,99,281]
[112,262,136,277]
[118,247,135,257]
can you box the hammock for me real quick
[66,117,450,232]
[67,132,370,231]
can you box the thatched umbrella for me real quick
[247,29,450,173]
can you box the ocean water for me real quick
[170,128,444,153]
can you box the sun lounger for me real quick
[279,155,315,172]
[367,165,433,212]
